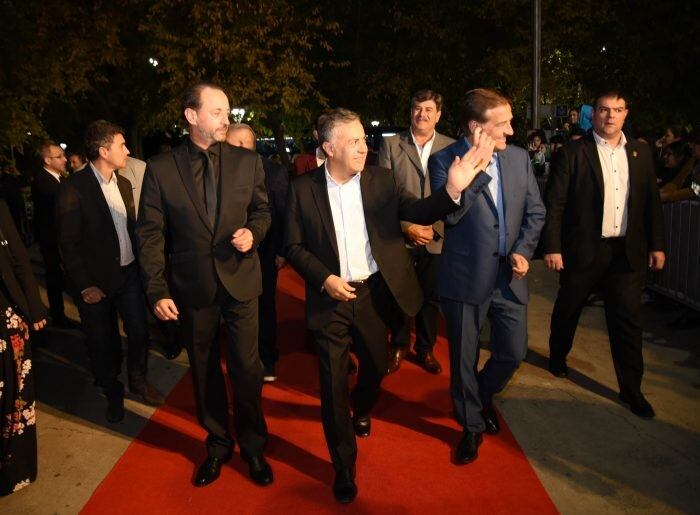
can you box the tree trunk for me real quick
[129,122,143,160]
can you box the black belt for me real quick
[348,272,378,288]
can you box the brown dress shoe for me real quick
[386,347,406,374]
[415,350,442,374]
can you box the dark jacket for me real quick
[0,200,47,322]
[541,133,665,272]
[56,167,137,294]
[136,140,271,308]
[32,168,62,247]
[284,165,458,330]
[259,157,289,258]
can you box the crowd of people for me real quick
[0,81,684,503]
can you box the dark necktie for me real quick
[203,151,218,228]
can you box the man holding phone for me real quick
[429,88,545,464]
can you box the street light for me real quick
[148,57,159,67]
[231,108,246,122]
[370,120,380,127]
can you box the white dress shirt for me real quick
[90,163,135,266]
[325,165,378,281]
[593,131,630,237]
[410,129,436,174]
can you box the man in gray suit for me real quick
[430,88,545,464]
[378,90,455,375]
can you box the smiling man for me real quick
[378,90,455,376]
[57,120,163,424]
[136,83,273,488]
[285,107,494,503]
[429,88,545,465]
[542,90,665,418]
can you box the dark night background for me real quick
[1,0,698,169]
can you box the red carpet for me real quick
[82,268,556,514]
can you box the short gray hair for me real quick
[228,123,256,140]
[316,108,361,153]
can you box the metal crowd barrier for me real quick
[648,200,700,311]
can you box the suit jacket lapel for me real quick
[173,141,214,235]
[85,170,121,251]
[497,149,509,222]
[582,135,605,199]
[625,139,640,216]
[398,132,424,177]
[310,168,339,261]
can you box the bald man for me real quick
[227,124,289,382]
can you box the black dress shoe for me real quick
[242,454,273,486]
[106,395,124,423]
[548,359,569,378]
[333,467,357,503]
[482,404,500,435]
[352,414,371,438]
[386,347,406,375]
[455,431,483,464]
[415,350,442,374]
[619,391,656,419]
[194,454,232,487]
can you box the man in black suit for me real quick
[135,83,273,488]
[57,121,163,423]
[33,142,77,328]
[542,90,665,418]
[226,123,289,383]
[284,108,494,503]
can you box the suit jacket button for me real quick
[493,224,499,228]
[493,252,498,256]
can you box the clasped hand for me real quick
[323,275,357,302]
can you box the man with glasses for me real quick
[32,142,78,328]
[542,90,665,418]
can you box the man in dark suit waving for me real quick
[136,83,273,488]
[542,90,665,418]
[284,108,494,503]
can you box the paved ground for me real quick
[1,258,699,514]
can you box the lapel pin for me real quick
[632,150,638,157]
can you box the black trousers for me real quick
[549,237,645,396]
[311,273,391,471]
[39,242,66,321]
[390,247,440,354]
[180,284,268,459]
[77,263,148,397]
[258,249,279,367]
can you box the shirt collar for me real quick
[89,162,116,184]
[43,167,62,181]
[410,129,436,147]
[324,162,361,187]
[188,138,221,158]
[592,130,627,149]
